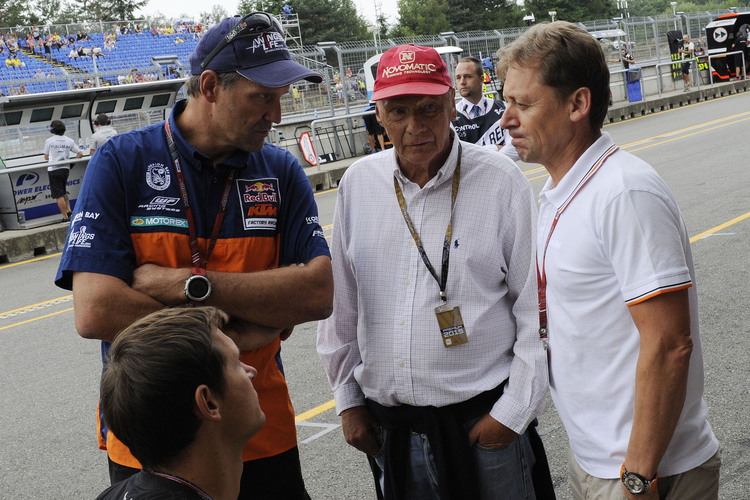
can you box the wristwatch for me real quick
[184,268,212,304]
[621,464,657,495]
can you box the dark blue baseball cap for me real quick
[189,14,322,87]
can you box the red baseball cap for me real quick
[372,44,453,100]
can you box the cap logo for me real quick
[249,30,287,54]
[399,51,415,63]
[224,21,248,43]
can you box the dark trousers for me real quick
[108,446,311,500]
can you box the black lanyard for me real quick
[164,119,235,273]
[393,145,461,303]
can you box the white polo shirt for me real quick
[538,133,718,478]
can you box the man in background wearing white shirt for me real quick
[317,44,552,500]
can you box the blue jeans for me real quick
[372,418,537,499]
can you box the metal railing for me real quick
[655,57,700,96]
[708,51,747,85]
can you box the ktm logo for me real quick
[399,51,415,63]
[247,204,278,217]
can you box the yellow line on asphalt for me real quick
[0,252,62,269]
[296,399,336,422]
[0,295,72,317]
[690,211,750,243]
[626,116,750,153]
[0,308,74,331]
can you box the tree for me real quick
[392,0,523,36]
[0,0,38,26]
[394,0,450,36]
[199,4,230,25]
[104,0,150,21]
[237,0,370,44]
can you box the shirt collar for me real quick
[392,130,459,190]
[539,132,614,205]
[458,95,491,116]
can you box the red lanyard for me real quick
[164,119,235,274]
[537,145,618,344]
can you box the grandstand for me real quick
[2,27,199,95]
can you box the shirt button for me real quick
[400,319,405,325]
[398,360,405,368]
[404,279,410,286]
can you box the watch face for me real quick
[187,275,211,301]
[623,473,646,494]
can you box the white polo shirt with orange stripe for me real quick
[537,132,718,479]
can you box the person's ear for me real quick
[568,87,591,125]
[195,384,221,421]
[199,71,221,103]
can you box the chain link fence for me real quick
[2,9,746,117]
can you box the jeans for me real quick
[372,418,537,500]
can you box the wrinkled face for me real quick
[455,61,483,102]
[500,63,571,167]
[213,328,265,439]
[376,90,456,175]
[212,76,289,155]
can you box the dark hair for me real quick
[185,71,245,97]
[49,120,66,135]
[496,22,610,131]
[458,56,483,79]
[95,113,110,126]
[100,307,229,470]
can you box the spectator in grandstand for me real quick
[89,114,118,155]
[453,56,518,160]
[5,55,13,68]
[18,84,29,95]
[44,120,82,222]
[497,21,721,500]
[317,43,554,500]
[32,26,40,41]
[335,80,344,103]
[12,55,24,68]
[8,86,18,95]
[55,12,331,500]
[68,46,78,59]
[94,307,266,500]
[33,68,45,79]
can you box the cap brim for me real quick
[237,59,322,87]
[371,82,451,101]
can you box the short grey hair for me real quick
[185,71,246,97]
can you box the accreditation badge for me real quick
[435,303,468,347]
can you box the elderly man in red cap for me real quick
[318,44,554,499]
[56,13,332,500]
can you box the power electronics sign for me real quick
[380,51,438,79]
[237,178,280,231]
[10,166,84,218]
